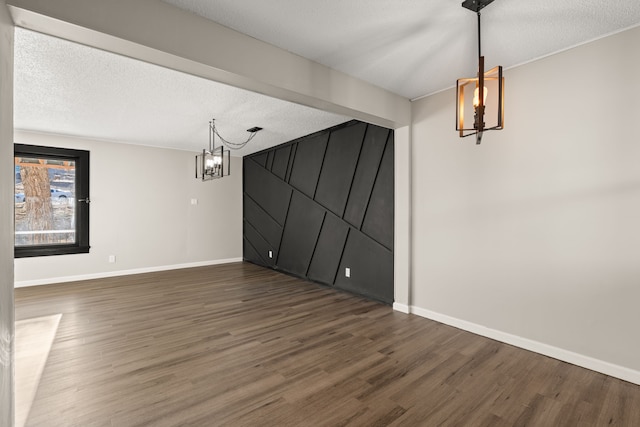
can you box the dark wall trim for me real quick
[243,120,394,303]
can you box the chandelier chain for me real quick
[209,119,256,150]
[212,125,258,150]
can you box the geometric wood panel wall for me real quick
[243,120,394,303]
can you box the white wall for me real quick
[411,25,640,383]
[394,126,411,312]
[0,1,14,424]
[14,131,243,285]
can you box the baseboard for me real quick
[392,302,410,314]
[14,258,243,288]
[409,305,640,386]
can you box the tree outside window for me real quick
[14,144,90,258]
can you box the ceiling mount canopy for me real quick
[456,0,505,144]
[195,119,262,180]
[461,0,495,12]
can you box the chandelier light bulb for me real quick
[473,86,488,108]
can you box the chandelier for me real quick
[195,119,262,180]
[456,0,505,144]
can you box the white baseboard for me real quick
[14,258,243,288]
[408,305,640,386]
[392,302,410,314]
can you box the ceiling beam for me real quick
[8,0,411,129]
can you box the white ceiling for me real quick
[14,0,640,155]
[161,0,640,99]
[14,28,351,156]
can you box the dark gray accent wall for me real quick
[243,120,394,304]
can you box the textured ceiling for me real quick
[14,0,640,154]
[14,28,351,156]
[162,0,640,99]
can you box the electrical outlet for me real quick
[190,198,198,205]
[268,250,273,259]
[345,267,350,278]
[108,255,116,263]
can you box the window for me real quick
[14,144,90,258]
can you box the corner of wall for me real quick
[0,1,15,424]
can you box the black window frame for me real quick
[14,144,90,258]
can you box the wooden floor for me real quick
[15,262,640,426]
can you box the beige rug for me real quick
[15,314,62,427]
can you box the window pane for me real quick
[15,157,76,246]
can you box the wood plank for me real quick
[15,262,640,426]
